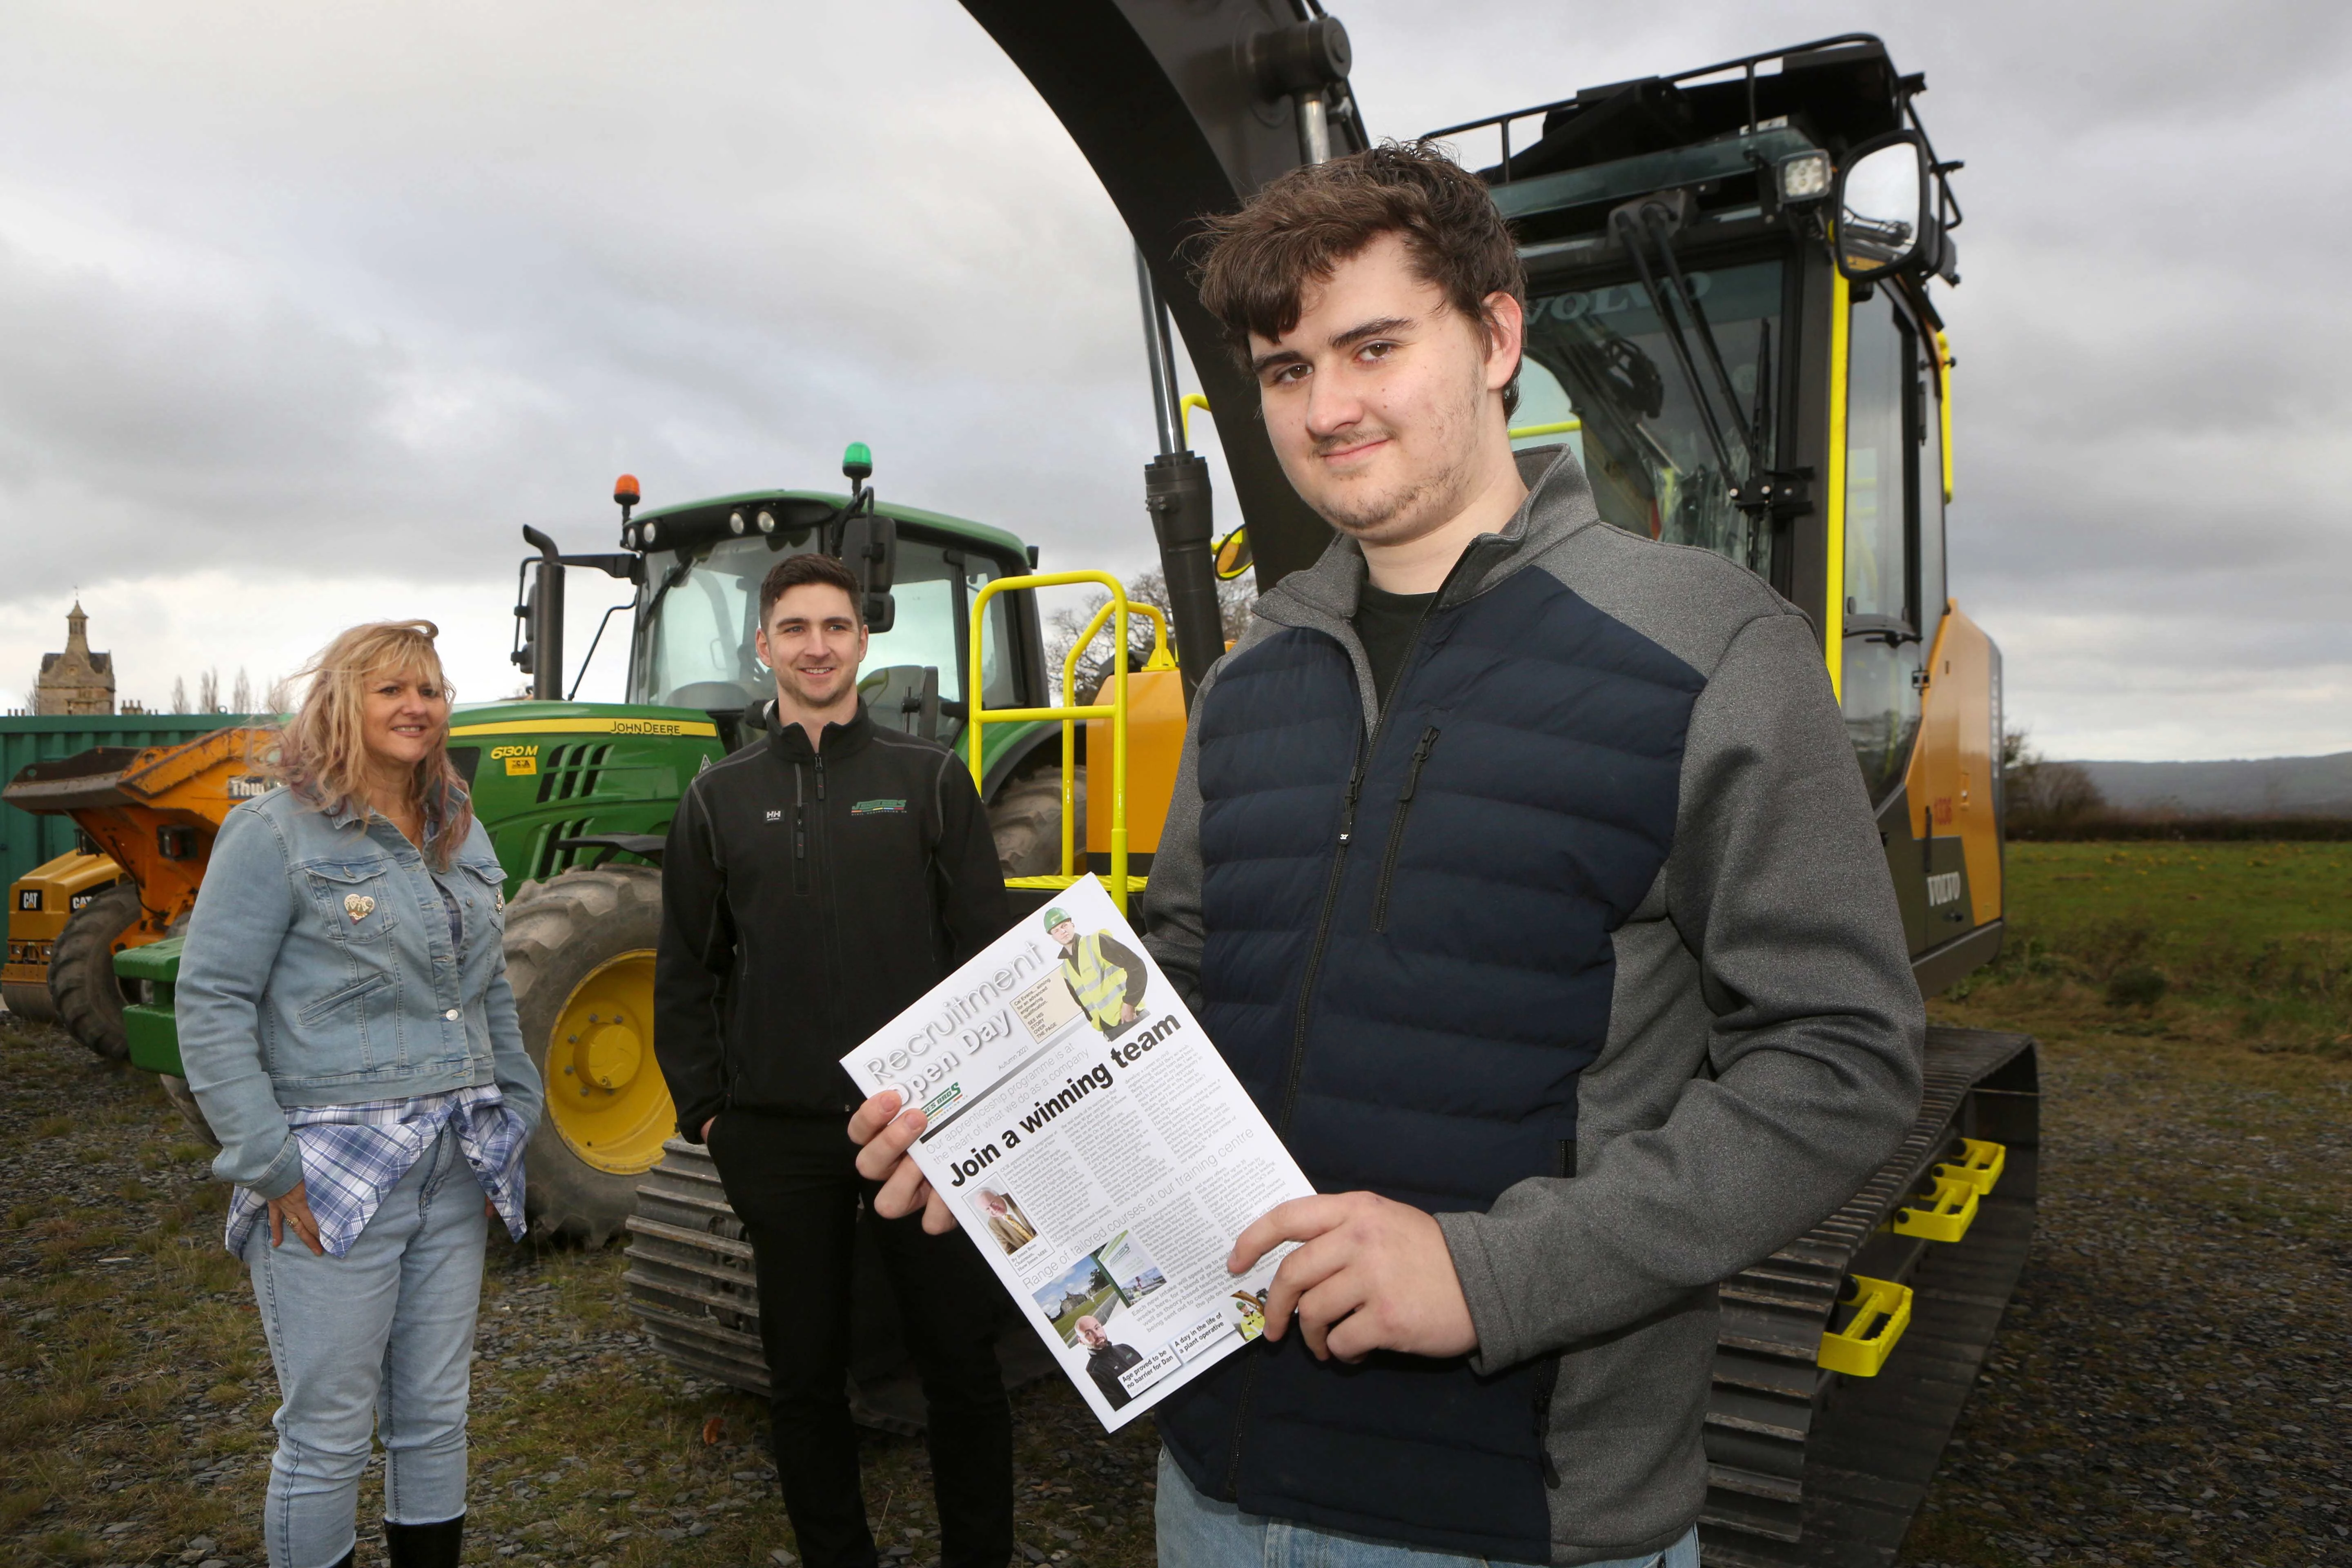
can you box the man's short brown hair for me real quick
[1193,140,1527,414]
[759,551,863,627]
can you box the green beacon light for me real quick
[842,441,873,483]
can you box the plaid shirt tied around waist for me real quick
[225,1084,527,1259]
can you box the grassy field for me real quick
[2,839,2345,1567]
[1964,840,2352,1051]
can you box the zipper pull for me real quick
[815,754,826,800]
[1399,726,1440,802]
[1338,768,1365,845]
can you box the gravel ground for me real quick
[1901,992,2352,1566]
[5,992,2345,1568]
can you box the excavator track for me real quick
[624,1139,1056,1435]
[626,1027,2033,1561]
[1701,1026,2040,1566]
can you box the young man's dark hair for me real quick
[856,142,1922,1568]
[759,550,864,625]
[1195,139,1528,414]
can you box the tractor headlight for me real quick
[755,509,777,535]
[1777,150,1833,204]
[641,521,658,545]
[728,510,747,535]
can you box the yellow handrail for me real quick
[1506,418,1583,439]
[1180,393,1212,446]
[967,572,1155,913]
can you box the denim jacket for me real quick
[177,786,545,1199]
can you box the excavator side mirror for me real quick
[1834,131,1933,283]
[1213,526,1254,581]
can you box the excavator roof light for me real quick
[613,473,641,507]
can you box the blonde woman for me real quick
[178,621,542,1568]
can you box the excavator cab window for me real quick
[1840,287,1946,803]
[1516,257,1782,570]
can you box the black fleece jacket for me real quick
[654,706,1011,1137]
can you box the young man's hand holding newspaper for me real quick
[846,876,1472,1428]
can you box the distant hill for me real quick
[2064,752,2352,817]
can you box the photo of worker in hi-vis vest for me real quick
[1042,905,1148,1041]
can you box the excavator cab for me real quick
[1435,35,1998,989]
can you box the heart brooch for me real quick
[345,893,377,923]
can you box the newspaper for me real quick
[840,875,1313,1430]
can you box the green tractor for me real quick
[119,447,1082,1244]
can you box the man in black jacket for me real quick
[655,551,1014,1568]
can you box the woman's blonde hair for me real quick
[267,620,472,867]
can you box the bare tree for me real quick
[265,673,297,713]
[2002,726,2106,831]
[197,668,220,713]
[230,667,252,714]
[1047,567,1258,702]
[170,676,189,715]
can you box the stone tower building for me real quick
[35,602,116,717]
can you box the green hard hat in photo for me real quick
[1043,907,1074,931]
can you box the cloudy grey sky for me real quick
[2,0,2346,760]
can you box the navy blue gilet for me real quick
[1155,563,1705,1562]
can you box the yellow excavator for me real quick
[626,12,2034,1566]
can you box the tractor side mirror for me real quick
[840,513,897,633]
[1834,132,1933,283]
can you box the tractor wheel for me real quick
[989,760,1084,878]
[50,883,143,1061]
[504,864,673,1245]
[158,1073,220,1148]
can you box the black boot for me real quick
[383,1514,464,1568]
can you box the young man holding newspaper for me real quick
[856,143,1924,1568]
[656,552,1016,1568]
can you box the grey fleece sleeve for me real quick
[1436,612,1926,1370]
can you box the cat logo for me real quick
[14,890,37,913]
[491,744,539,777]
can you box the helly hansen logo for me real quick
[851,798,908,816]
[765,809,784,822]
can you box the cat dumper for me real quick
[2,727,272,1103]
[4,848,127,1025]
[939,8,2032,1560]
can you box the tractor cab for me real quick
[621,491,1040,751]
[508,448,1054,776]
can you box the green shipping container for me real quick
[0,715,264,894]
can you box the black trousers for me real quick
[706,1109,1013,1568]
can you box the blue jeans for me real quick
[243,1123,487,1568]
[1156,1449,1701,1568]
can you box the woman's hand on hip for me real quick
[269,1181,325,1256]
